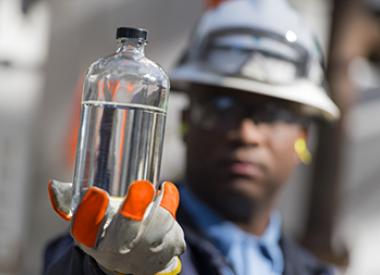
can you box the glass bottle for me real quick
[72,27,170,208]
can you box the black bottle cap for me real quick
[116,27,148,40]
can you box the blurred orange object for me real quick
[206,0,225,8]
[66,75,83,170]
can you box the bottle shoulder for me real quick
[83,51,170,110]
[86,53,169,87]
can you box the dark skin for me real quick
[182,85,308,236]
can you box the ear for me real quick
[299,126,309,142]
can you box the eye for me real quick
[250,105,275,123]
[268,105,301,123]
[213,96,235,111]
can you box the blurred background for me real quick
[0,0,379,274]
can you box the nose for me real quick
[228,118,265,145]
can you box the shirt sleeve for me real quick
[46,245,106,275]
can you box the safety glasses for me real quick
[190,95,310,131]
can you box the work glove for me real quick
[48,179,185,275]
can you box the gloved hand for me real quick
[48,179,186,275]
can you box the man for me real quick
[45,0,340,274]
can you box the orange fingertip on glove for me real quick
[160,182,180,218]
[71,187,109,248]
[119,180,155,221]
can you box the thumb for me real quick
[48,179,73,221]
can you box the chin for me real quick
[211,186,262,222]
[222,177,265,201]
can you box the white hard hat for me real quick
[170,0,340,121]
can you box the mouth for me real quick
[222,159,265,179]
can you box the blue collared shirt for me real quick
[180,186,284,275]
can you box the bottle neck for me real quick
[116,38,146,55]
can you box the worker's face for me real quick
[183,86,308,221]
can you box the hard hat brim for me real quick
[170,63,340,122]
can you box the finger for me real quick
[48,180,73,221]
[119,180,155,221]
[71,187,109,248]
[159,182,180,218]
[97,181,155,253]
